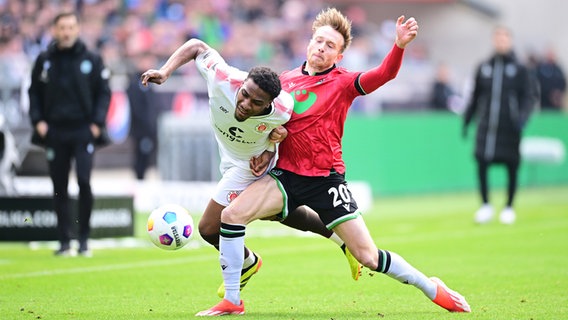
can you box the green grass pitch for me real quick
[1,185,567,319]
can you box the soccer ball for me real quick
[147,204,194,250]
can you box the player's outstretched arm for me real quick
[357,15,418,94]
[140,38,211,86]
[395,15,418,49]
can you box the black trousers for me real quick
[476,158,519,207]
[132,135,155,180]
[46,126,94,248]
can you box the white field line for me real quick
[0,255,205,280]
[0,243,330,281]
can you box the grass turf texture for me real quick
[1,185,567,319]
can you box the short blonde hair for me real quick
[312,7,353,53]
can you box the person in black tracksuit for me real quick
[463,26,536,225]
[28,12,111,256]
[126,53,162,180]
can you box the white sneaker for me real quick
[499,207,516,224]
[474,204,493,224]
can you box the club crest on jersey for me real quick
[255,123,267,133]
[80,60,93,74]
[227,191,241,203]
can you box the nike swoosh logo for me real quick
[291,90,317,114]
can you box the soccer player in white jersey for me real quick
[141,38,361,298]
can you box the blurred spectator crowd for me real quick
[0,0,566,123]
[0,0,440,120]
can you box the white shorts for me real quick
[212,159,276,207]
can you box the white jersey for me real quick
[195,48,293,205]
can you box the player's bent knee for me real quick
[220,206,247,224]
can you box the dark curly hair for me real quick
[246,66,282,100]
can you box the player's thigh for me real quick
[198,199,225,234]
[333,216,378,269]
[222,174,283,225]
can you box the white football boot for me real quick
[474,204,494,224]
[499,207,516,225]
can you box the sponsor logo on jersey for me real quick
[291,89,317,114]
[215,125,256,144]
[228,126,244,138]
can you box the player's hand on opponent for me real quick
[269,125,288,143]
[250,126,286,176]
[395,15,418,49]
[140,69,169,86]
[250,150,275,177]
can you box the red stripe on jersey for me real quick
[213,64,242,93]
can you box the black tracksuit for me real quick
[464,51,536,207]
[28,39,111,249]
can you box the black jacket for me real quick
[464,52,536,162]
[126,71,161,139]
[28,39,111,129]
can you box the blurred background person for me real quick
[430,62,465,113]
[463,26,536,225]
[27,12,111,256]
[126,52,162,180]
[536,46,566,111]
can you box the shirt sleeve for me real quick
[356,44,404,95]
[195,48,224,77]
[195,48,247,91]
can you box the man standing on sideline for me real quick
[28,12,111,257]
[463,26,536,225]
[536,46,566,111]
[197,8,470,316]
